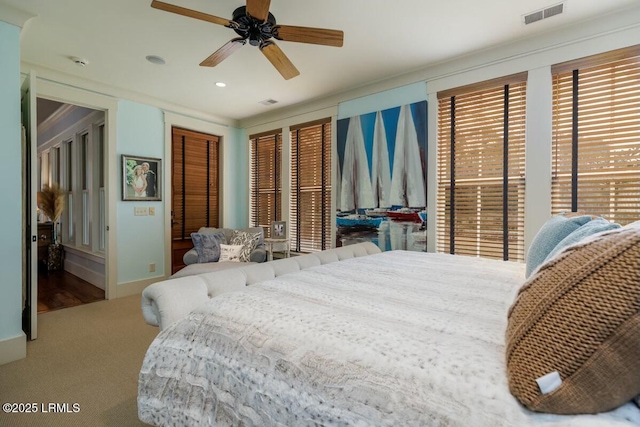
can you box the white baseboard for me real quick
[64,259,105,290]
[0,333,26,366]
[116,276,167,298]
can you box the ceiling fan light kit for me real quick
[150,0,344,80]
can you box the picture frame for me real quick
[271,221,287,239]
[122,154,162,201]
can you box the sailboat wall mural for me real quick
[372,110,392,209]
[336,100,427,252]
[389,104,426,208]
[340,115,375,211]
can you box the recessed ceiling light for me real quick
[259,98,278,106]
[146,55,166,65]
[215,82,226,87]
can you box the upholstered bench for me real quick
[141,242,381,330]
[171,260,258,279]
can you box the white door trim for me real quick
[24,72,38,339]
[36,78,119,300]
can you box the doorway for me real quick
[171,127,220,274]
[34,98,106,313]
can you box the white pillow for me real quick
[219,244,243,262]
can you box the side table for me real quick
[264,238,290,261]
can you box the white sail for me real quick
[340,115,375,211]
[335,147,341,212]
[389,105,426,207]
[371,111,392,208]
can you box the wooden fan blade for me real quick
[273,25,343,47]
[151,0,231,27]
[260,42,299,80]
[200,38,246,67]
[246,0,271,22]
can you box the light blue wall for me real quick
[116,100,165,284]
[115,104,247,282]
[0,21,23,343]
[338,82,428,119]
[224,127,248,228]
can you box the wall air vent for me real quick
[523,2,565,25]
[259,98,278,106]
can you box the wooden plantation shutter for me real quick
[551,45,640,225]
[290,118,332,253]
[437,73,527,261]
[172,127,220,240]
[249,129,282,238]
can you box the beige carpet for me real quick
[0,295,159,426]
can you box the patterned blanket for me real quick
[138,250,640,426]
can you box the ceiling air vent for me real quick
[259,98,278,106]
[544,3,564,18]
[523,2,565,25]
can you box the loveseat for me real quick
[173,226,266,278]
[142,242,381,330]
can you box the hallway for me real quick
[38,270,104,313]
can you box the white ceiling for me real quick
[4,0,639,121]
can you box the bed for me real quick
[138,249,640,426]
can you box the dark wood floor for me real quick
[38,270,105,313]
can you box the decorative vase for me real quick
[52,222,58,246]
[47,242,64,271]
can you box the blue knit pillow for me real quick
[544,218,621,263]
[191,232,223,263]
[526,213,593,277]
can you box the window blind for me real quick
[551,45,640,225]
[437,73,527,262]
[249,130,282,238]
[290,118,332,253]
[172,127,220,240]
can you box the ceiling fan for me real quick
[150,0,344,80]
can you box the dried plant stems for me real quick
[37,183,65,223]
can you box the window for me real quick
[97,124,106,251]
[81,133,89,191]
[53,146,61,185]
[551,46,640,225]
[249,130,282,237]
[437,73,527,261]
[65,140,73,190]
[290,119,332,253]
[81,133,90,246]
[65,140,74,243]
[37,155,42,191]
[38,111,106,254]
[97,125,105,189]
[41,151,49,187]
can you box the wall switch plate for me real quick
[149,207,155,216]
[134,207,148,216]
[149,263,156,272]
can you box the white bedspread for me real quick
[138,250,640,426]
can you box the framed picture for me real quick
[122,154,162,201]
[271,221,286,239]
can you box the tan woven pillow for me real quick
[506,223,640,414]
